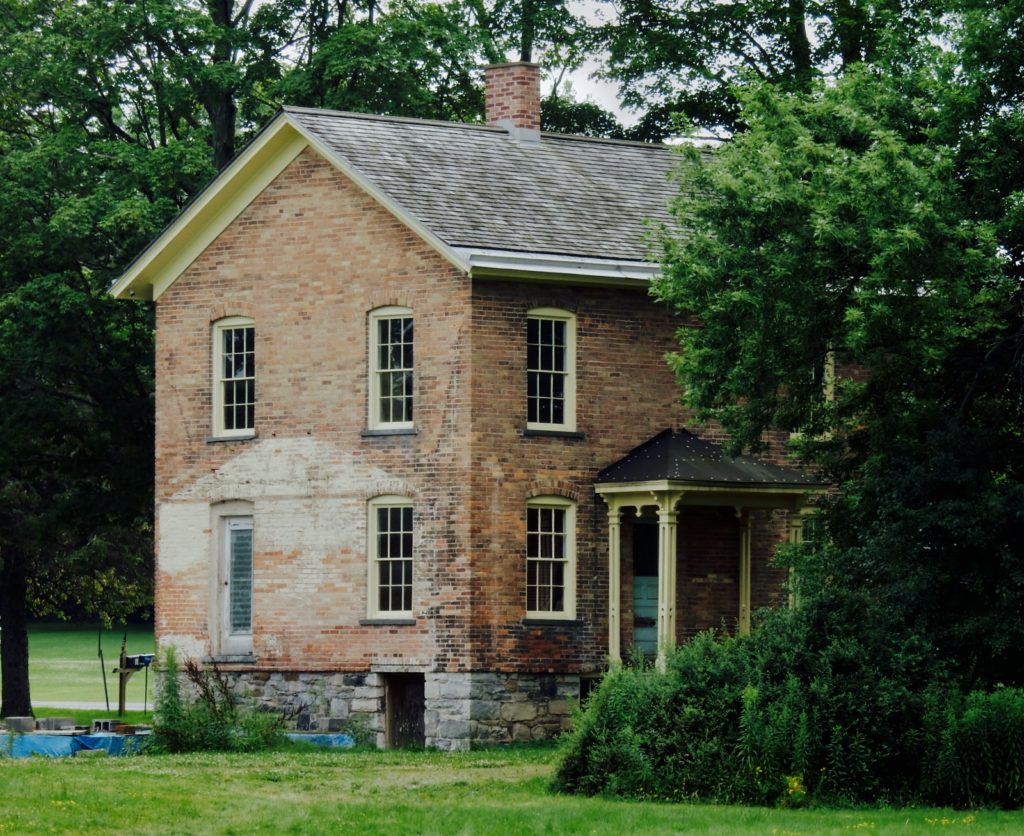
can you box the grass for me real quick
[1,746,1022,834]
[1,622,155,713]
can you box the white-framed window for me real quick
[526,496,576,619]
[212,316,255,437]
[218,512,253,655]
[527,308,576,431]
[367,496,414,617]
[369,307,414,429]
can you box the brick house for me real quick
[111,63,822,750]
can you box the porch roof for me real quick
[595,429,825,490]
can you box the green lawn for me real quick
[1,623,155,711]
[0,746,1020,834]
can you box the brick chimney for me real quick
[485,62,541,133]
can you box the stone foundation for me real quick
[166,669,583,750]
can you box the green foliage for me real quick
[655,55,1024,685]
[273,1,484,121]
[925,688,1024,809]
[595,0,939,136]
[556,599,954,806]
[541,95,626,138]
[151,648,286,754]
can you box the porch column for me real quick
[737,509,752,635]
[606,503,623,668]
[654,492,681,672]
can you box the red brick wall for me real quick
[484,62,541,130]
[153,143,800,680]
[468,280,690,672]
[155,147,473,671]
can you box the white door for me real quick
[221,516,253,654]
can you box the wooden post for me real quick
[737,510,752,635]
[655,494,680,672]
[607,505,622,668]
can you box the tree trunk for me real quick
[207,0,238,170]
[208,93,238,170]
[787,0,813,91]
[519,0,537,63]
[0,553,32,717]
[833,0,865,68]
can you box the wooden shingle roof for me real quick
[285,106,677,263]
[596,429,825,489]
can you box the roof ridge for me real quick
[282,106,675,150]
[540,132,671,151]
[282,106,505,134]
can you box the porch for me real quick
[595,429,824,669]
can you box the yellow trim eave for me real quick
[109,113,470,302]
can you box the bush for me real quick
[924,687,1024,809]
[555,591,956,806]
[151,647,288,753]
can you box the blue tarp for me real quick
[0,733,139,758]
[285,733,354,749]
[1,731,352,758]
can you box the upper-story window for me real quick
[367,496,414,618]
[369,307,414,430]
[527,308,576,431]
[213,316,255,438]
[526,496,576,620]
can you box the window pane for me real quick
[552,561,564,586]
[229,527,252,634]
[538,561,551,586]
[538,399,551,423]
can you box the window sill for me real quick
[206,433,257,444]
[522,429,585,440]
[202,654,256,664]
[522,618,581,627]
[359,618,417,626]
[361,428,418,437]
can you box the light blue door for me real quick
[633,576,659,656]
[632,521,659,657]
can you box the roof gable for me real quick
[111,108,678,300]
[286,106,676,263]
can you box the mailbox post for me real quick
[112,634,154,717]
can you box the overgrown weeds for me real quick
[149,647,290,753]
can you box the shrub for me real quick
[924,687,1024,809]
[151,647,288,753]
[555,590,955,806]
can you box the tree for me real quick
[0,0,212,715]
[596,0,938,139]
[273,0,484,121]
[653,51,1024,684]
